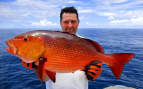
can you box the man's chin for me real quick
[65,29,76,34]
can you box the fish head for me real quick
[5,34,45,63]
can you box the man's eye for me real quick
[24,38,28,41]
[71,20,76,23]
[64,21,69,24]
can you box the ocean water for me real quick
[0,28,143,89]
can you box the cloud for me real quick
[110,16,143,25]
[111,0,128,4]
[82,21,101,27]
[98,0,143,10]
[0,0,60,20]
[98,12,116,17]
[79,9,94,13]
[110,19,129,24]
[0,0,62,28]
[0,0,143,28]
[66,0,80,4]
[131,17,143,25]
[31,19,58,27]
[97,9,143,25]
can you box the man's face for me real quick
[60,13,80,34]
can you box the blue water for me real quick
[0,28,143,89]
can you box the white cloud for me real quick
[79,9,94,13]
[97,12,116,20]
[84,21,100,27]
[15,0,59,8]
[97,9,143,25]
[110,0,128,4]
[108,16,115,20]
[0,0,60,20]
[99,12,116,17]
[112,10,143,19]
[0,0,143,28]
[94,0,143,14]
[31,19,58,27]
[66,0,79,4]
[131,17,143,25]
[110,16,143,25]
[110,19,129,24]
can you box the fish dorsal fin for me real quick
[85,39,104,53]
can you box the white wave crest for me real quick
[104,85,136,89]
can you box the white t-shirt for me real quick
[45,70,88,89]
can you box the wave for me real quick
[104,85,136,89]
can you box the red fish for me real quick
[5,30,135,81]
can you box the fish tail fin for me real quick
[109,53,135,79]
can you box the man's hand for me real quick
[84,61,102,81]
[22,61,38,70]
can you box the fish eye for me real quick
[24,38,28,41]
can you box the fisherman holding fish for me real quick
[45,6,103,89]
[5,6,135,89]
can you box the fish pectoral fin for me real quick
[37,57,47,81]
[36,57,56,82]
[46,70,56,83]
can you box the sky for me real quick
[0,0,143,29]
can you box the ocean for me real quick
[0,28,143,89]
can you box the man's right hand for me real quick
[84,61,102,81]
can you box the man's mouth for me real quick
[65,29,75,34]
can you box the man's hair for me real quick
[60,6,79,21]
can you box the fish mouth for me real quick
[5,40,39,63]
[5,40,18,55]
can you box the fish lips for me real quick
[5,40,18,55]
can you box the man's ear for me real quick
[78,20,80,25]
[60,21,62,27]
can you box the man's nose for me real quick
[68,22,73,27]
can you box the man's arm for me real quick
[83,40,104,81]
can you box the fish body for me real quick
[6,30,135,79]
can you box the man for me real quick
[45,6,103,89]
